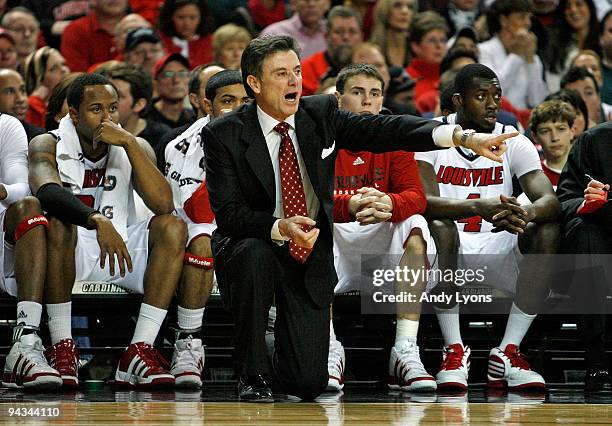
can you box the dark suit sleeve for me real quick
[203,125,277,239]
[328,96,443,153]
[557,132,593,222]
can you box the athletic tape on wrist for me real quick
[14,215,49,241]
[184,253,214,269]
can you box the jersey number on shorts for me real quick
[457,193,483,232]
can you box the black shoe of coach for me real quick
[238,375,274,402]
[584,369,612,393]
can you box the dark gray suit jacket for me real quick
[203,94,444,307]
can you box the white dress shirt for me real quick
[479,36,548,109]
[256,105,459,242]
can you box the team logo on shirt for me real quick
[174,139,189,155]
[352,156,365,166]
[436,166,504,187]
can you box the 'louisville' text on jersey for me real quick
[335,167,385,192]
[436,166,504,187]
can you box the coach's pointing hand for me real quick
[453,129,517,163]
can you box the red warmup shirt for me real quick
[160,33,213,69]
[541,160,561,186]
[248,0,285,29]
[60,13,117,72]
[406,58,440,106]
[301,51,329,96]
[333,149,426,223]
[129,0,164,25]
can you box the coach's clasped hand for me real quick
[278,216,319,249]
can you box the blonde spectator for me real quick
[369,0,417,68]
[23,46,69,129]
[212,24,251,70]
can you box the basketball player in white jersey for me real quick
[162,70,249,388]
[416,64,560,391]
[29,73,188,389]
[0,115,63,389]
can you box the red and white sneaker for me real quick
[327,339,345,391]
[45,338,79,389]
[487,345,545,390]
[3,333,62,389]
[388,340,437,392]
[436,343,470,391]
[170,336,204,388]
[115,342,175,388]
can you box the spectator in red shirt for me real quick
[1,7,41,68]
[406,11,449,107]
[0,28,17,70]
[60,0,129,72]
[327,63,434,392]
[301,6,363,96]
[529,99,576,187]
[248,0,285,31]
[130,0,165,25]
[158,0,215,69]
[23,46,69,129]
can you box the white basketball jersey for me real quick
[415,114,541,234]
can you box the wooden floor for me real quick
[1,401,612,425]
[0,402,612,425]
[2,387,612,425]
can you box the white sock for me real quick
[17,301,42,328]
[131,303,167,345]
[329,319,337,342]
[46,302,73,345]
[395,318,419,346]
[435,305,462,346]
[499,303,536,350]
[177,306,204,331]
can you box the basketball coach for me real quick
[203,35,515,402]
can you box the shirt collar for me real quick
[256,105,296,139]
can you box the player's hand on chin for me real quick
[279,216,320,249]
[88,212,133,277]
[462,131,517,163]
[93,118,136,150]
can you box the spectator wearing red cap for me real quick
[60,0,129,72]
[0,28,17,70]
[158,0,215,69]
[148,52,195,128]
[124,27,167,77]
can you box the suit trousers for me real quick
[222,237,330,400]
[563,215,612,368]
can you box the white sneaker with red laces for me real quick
[436,343,470,390]
[388,340,437,392]
[327,339,345,391]
[170,336,204,388]
[44,338,79,389]
[487,344,545,390]
[3,333,62,389]
[115,342,175,388]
